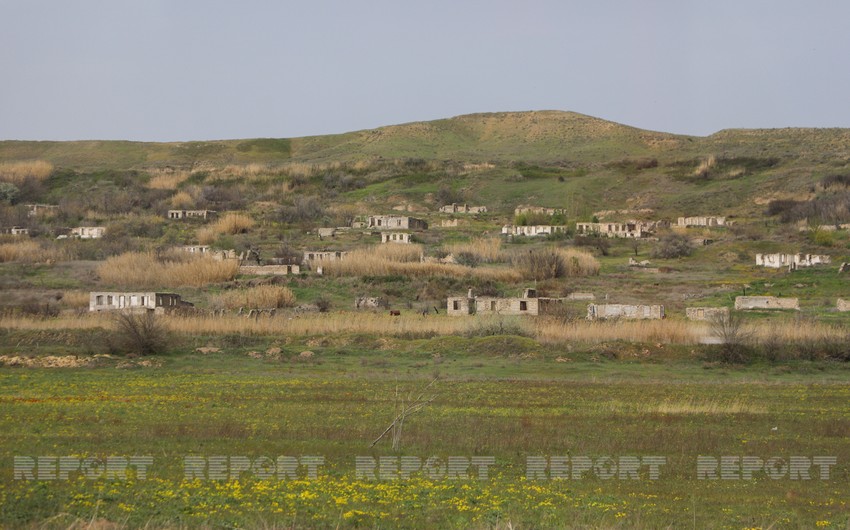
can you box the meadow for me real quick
[1,349,849,529]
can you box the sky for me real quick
[1,0,850,141]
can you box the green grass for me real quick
[1,348,850,528]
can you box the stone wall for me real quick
[734,296,800,310]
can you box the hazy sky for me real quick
[2,1,849,141]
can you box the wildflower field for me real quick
[1,346,849,529]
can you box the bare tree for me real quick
[709,312,752,363]
[371,378,438,451]
[110,311,171,355]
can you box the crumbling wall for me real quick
[381,232,411,244]
[677,216,726,227]
[501,225,567,237]
[354,297,388,310]
[734,296,800,310]
[755,253,831,269]
[586,304,665,320]
[685,307,730,321]
[239,265,300,275]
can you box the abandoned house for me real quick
[354,296,388,310]
[734,296,800,310]
[89,292,192,314]
[366,215,428,231]
[3,226,29,236]
[26,204,59,217]
[447,288,565,317]
[514,206,567,216]
[178,245,211,255]
[441,219,460,228]
[677,216,726,227]
[837,299,850,312]
[70,226,105,239]
[303,250,348,264]
[575,221,651,238]
[586,304,665,320]
[167,209,217,220]
[381,232,412,244]
[755,253,831,270]
[685,307,730,321]
[439,204,488,214]
[501,225,568,237]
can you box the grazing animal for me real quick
[389,310,401,316]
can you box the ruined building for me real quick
[381,232,412,244]
[501,225,568,237]
[439,204,488,214]
[677,216,726,227]
[755,253,831,270]
[575,221,655,238]
[685,307,730,321]
[167,210,217,220]
[366,215,428,230]
[89,292,192,314]
[447,288,565,316]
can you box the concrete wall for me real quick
[501,225,568,237]
[677,216,726,227]
[586,304,665,320]
[354,297,387,309]
[734,296,800,310]
[239,264,300,275]
[567,292,595,300]
[167,210,216,220]
[303,251,348,263]
[367,216,428,230]
[439,204,487,213]
[685,307,730,321]
[755,253,831,269]
[178,245,211,254]
[71,226,105,239]
[515,206,566,216]
[89,292,187,313]
[381,232,411,243]
[575,222,646,238]
[447,297,474,316]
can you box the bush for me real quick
[110,312,171,355]
[574,235,610,256]
[706,313,753,364]
[277,196,325,224]
[0,182,20,204]
[512,248,599,281]
[453,251,480,268]
[651,234,692,259]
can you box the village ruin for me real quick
[167,209,217,220]
[66,226,105,239]
[439,204,487,214]
[447,288,566,316]
[501,225,568,237]
[575,221,656,238]
[89,292,193,314]
[365,215,428,230]
[685,307,730,321]
[677,216,726,227]
[381,232,412,244]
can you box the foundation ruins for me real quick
[89,292,192,314]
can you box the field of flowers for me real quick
[1,355,850,528]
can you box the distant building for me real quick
[366,215,428,230]
[677,216,726,227]
[734,296,800,310]
[576,221,654,238]
[167,210,217,220]
[439,204,487,214]
[70,226,105,239]
[514,206,566,216]
[89,292,192,314]
[381,232,412,244]
[685,307,730,321]
[447,288,565,316]
[755,253,830,270]
[501,225,568,237]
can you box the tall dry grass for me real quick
[212,285,296,310]
[512,247,600,280]
[197,213,256,244]
[97,252,239,288]
[0,241,73,263]
[146,169,192,190]
[536,319,703,344]
[443,237,504,263]
[60,290,91,309]
[0,160,54,184]
[314,244,520,281]
[169,191,195,209]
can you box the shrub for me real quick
[0,182,20,204]
[110,311,171,355]
[573,235,610,256]
[707,312,753,364]
[512,248,599,280]
[651,234,692,259]
[277,196,325,224]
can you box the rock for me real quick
[299,350,314,358]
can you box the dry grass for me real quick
[0,160,54,184]
[694,155,716,178]
[169,191,195,209]
[97,252,239,288]
[197,213,255,244]
[212,285,296,310]
[443,237,504,263]
[0,241,73,263]
[558,248,600,276]
[315,244,520,281]
[536,319,703,344]
[146,169,191,190]
[60,290,91,309]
